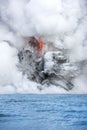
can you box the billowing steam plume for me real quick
[0,0,87,93]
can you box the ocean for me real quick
[0,94,87,130]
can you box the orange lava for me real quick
[38,38,43,51]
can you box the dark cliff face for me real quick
[18,37,80,91]
[17,36,87,92]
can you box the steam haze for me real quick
[0,0,87,93]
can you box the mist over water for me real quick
[0,0,87,93]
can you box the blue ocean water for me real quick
[0,94,87,130]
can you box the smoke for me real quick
[0,0,87,93]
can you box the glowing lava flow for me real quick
[38,38,43,52]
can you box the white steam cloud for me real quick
[0,0,87,93]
